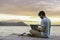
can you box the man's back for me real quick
[41,17,51,37]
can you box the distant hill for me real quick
[0,22,28,26]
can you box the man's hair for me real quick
[38,11,46,16]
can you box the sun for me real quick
[0,14,40,22]
[0,14,60,25]
[49,17,60,22]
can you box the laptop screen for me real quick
[30,25,38,30]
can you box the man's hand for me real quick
[36,27,43,32]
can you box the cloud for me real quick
[0,0,60,16]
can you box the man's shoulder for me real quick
[44,18,50,21]
[43,18,51,23]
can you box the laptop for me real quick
[30,24,38,30]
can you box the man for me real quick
[29,11,51,38]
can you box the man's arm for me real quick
[37,26,45,32]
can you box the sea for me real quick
[0,26,60,37]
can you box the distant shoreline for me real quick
[0,25,60,27]
[51,25,60,26]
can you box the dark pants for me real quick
[29,29,49,38]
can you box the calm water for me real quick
[0,26,60,37]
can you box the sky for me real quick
[0,0,60,25]
[0,0,60,16]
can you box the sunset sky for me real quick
[0,0,60,25]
